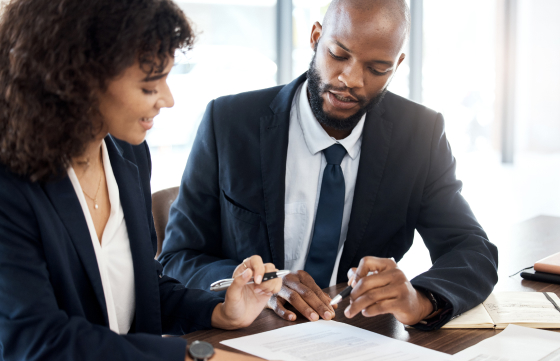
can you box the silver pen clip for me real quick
[210,270,290,292]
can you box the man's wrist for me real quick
[416,288,439,320]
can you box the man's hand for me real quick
[267,270,337,322]
[344,257,434,325]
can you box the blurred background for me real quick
[143,0,559,272]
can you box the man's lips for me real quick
[326,91,359,110]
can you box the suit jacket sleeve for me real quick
[158,100,238,290]
[0,174,188,361]
[142,140,224,335]
[409,113,499,329]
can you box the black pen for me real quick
[330,269,382,305]
[330,285,352,305]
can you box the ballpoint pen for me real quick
[330,285,352,305]
[210,270,290,292]
[330,269,381,305]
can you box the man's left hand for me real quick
[344,256,434,325]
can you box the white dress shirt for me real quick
[68,140,135,334]
[284,80,366,286]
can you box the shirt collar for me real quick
[296,80,365,160]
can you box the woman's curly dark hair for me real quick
[0,0,194,181]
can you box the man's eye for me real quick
[370,68,389,76]
[142,89,157,95]
[328,49,346,61]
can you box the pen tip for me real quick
[330,296,341,306]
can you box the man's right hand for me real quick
[267,270,337,321]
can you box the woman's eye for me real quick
[142,89,157,95]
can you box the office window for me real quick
[422,0,497,158]
[148,0,278,192]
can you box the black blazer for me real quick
[160,73,498,328]
[0,136,222,361]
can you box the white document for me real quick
[452,324,560,361]
[221,320,452,361]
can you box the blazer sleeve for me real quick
[139,141,224,335]
[409,113,499,330]
[158,100,238,290]
[0,175,188,361]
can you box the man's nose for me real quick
[338,61,364,89]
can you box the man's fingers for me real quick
[347,267,357,285]
[314,289,335,317]
[351,269,396,299]
[269,295,297,321]
[283,282,334,321]
[345,284,398,318]
[361,298,397,318]
[278,286,321,321]
[354,257,397,285]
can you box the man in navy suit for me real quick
[160,0,498,329]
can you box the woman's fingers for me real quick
[255,263,281,294]
[233,255,265,283]
[227,268,253,301]
[246,255,265,284]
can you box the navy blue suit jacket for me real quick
[0,136,222,361]
[160,73,498,328]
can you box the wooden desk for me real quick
[182,215,560,356]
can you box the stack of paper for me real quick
[221,320,452,361]
[452,324,560,361]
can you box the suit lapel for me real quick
[43,172,109,326]
[105,137,161,334]
[260,74,307,269]
[337,104,393,282]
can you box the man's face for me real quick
[307,5,406,131]
[307,49,387,131]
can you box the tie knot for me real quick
[323,144,347,165]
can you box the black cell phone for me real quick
[520,269,560,285]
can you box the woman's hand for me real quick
[211,255,282,330]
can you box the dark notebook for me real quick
[521,269,560,285]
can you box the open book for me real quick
[442,292,560,329]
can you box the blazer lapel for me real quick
[260,74,307,269]
[43,174,109,326]
[105,137,161,334]
[337,104,393,282]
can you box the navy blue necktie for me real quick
[304,144,347,289]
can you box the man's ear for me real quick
[396,53,406,69]
[310,21,323,50]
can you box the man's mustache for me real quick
[321,83,368,104]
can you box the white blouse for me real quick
[68,140,135,334]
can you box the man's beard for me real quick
[307,53,387,131]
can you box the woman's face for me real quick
[98,56,175,145]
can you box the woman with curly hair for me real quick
[0,0,280,360]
